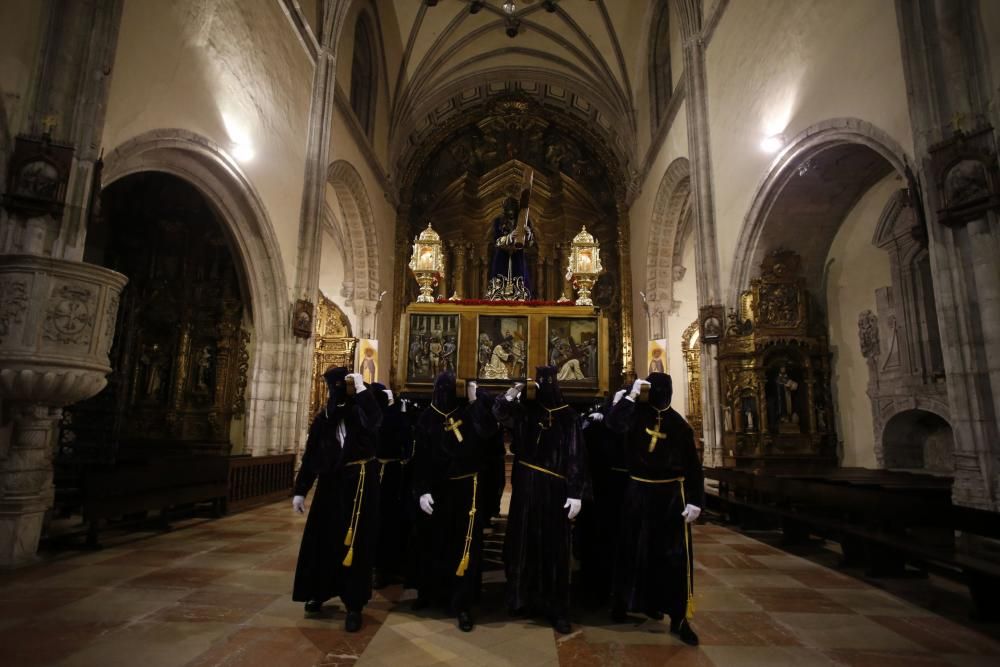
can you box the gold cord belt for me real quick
[453,472,478,577]
[518,460,565,479]
[377,457,407,483]
[342,458,374,567]
[629,474,684,484]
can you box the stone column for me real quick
[390,201,412,381]
[677,0,725,467]
[290,34,341,450]
[896,0,1000,509]
[0,1,127,567]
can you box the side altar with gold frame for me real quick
[397,302,610,400]
[718,250,836,471]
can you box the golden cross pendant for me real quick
[444,417,464,443]
[645,416,666,452]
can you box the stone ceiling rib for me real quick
[387,0,641,185]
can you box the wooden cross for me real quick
[444,417,464,443]
[645,425,667,452]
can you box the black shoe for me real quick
[345,610,363,633]
[457,611,474,632]
[304,600,322,616]
[411,596,430,611]
[373,572,388,590]
[644,608,664,621]
[670,618,699,646]
[610,601,628,623]
[551,616,572,635]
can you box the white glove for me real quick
[347,373,366,393]
[627,379,650,402]
[612,389,626,405]
[564,498,582,520]
[419,493,434,515]
[400,398,407,413]
[505,382,525,402]
[467,381,478,403]
[382,388,394,406]
[681,504,701,524]
[292,495,306,514]
[587,412,604,422]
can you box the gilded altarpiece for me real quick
[681,320,704,459]
[393,96,631,385]
[309,294,357,417]
[719,251,835,470]
[61,173,251,462]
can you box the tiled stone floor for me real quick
[1,502,998,666]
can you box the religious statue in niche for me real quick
[139,342,169,403]
[741,395,758,433]
[195,344,215,393]
[486,196,535,301]
[767,362,803,434]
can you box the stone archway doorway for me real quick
[882,409,955,474]
[63,172,253,472]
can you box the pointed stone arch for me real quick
[645,157,692,338]
[101,128,296,455]
[729,117,915,304]
[327,159,381,336]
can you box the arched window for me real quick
[350,14,376,137]
[649,2,673,128]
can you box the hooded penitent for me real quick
[432,372,458,411]
[324,366,350,414]
[535,365,564,406]
[646,372,673,409]
[370,382,389,412]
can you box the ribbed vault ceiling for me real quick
[387,0,645,182]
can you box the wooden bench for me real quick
[706,467,1000,619]
[81,455,229,548]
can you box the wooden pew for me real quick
[706,467,1000,619]
[81,455,229,548]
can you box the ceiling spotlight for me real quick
[506,20,520,38]
[424,0,438,6]
[502,1,517,17]
[469,1,484,13]
[543,0,558,11]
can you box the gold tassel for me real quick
[454,474,478,578]
[686,594,696,620]
[455,553,469,577]
[342,461,368,566]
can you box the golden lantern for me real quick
[566,225,603,306]
[408,223,444,303]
